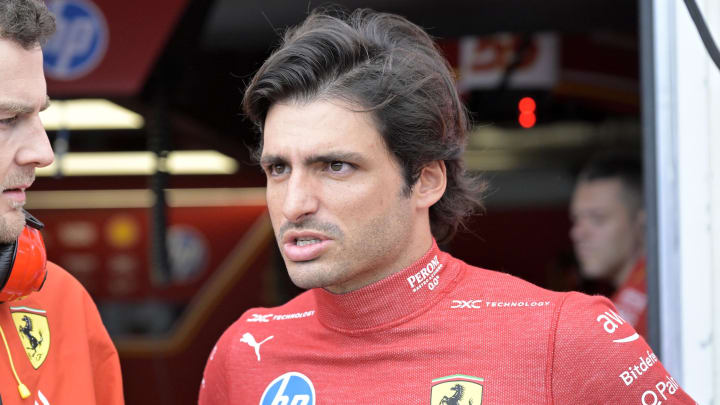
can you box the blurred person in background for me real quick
[570,154,647,337]
[0,0,123,403]
[200,8,694,404]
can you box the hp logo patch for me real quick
[260,372,316,405]
[167,226,208,283]
[44,0,108,80]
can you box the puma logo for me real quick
[240,332,274,361]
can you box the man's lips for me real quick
[281,231,331,262]
[1,185,30,204]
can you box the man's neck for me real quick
[323,231,434,294]
[613,251,645,287]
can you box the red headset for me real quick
[0,210,47,302]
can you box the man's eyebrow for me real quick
[303,152,366,166]
[0,96,51,114]
[259,154,287,167]
[260,151,368,167]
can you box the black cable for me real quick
[683,0,720,72]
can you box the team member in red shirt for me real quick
[200,9,696,404]
[571,155,648,337]
[0,1,124,403]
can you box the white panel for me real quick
[656,0,719,401]
[675,0,715,400]
[703,0,720,398]
[653,0,683,381]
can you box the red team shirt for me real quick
[0,262,124,405]
[200,242,695,404]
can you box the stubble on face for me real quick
[264,100,423,294]
[276,217,344,288]
[0,208,25,243]
[276,180,415,294]
[0,170,33,243]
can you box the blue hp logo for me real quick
[167,226,208,283]
[260,372,316,405]
[43,0,108,80]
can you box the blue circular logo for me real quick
[43,0,109,80]
[260,372,316,405]
[167,226,209,284]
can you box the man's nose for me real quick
[16,117,54,168]
[281,171,319,222]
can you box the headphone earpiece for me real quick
[0,210,48,302]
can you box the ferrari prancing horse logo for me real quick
[431,374,483,405]
[11,308,50,369]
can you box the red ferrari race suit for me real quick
[199,241,696,404]
[613,257,648,339]
[0,262,124,405]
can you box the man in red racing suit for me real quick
[200,8,697,404]
[200,241,695,404]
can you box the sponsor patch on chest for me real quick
[260,372,315,405]
[450,299,552,309]
[431,374,484,405]
[10,306,50,369]
[247,310,315,323]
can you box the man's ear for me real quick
[414,160,447,208]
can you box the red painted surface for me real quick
[45,0,189,96]
[37,205,267,300]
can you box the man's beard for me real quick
[0,205,25,243]
[0,170,34,243]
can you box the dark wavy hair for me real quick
[243,8,484,243]
[0,0,55,49]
